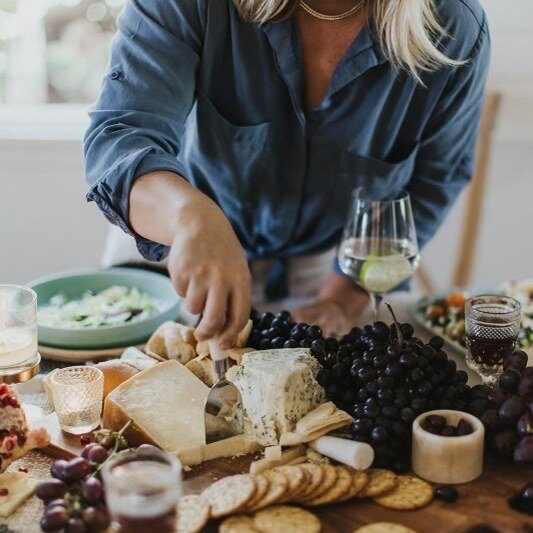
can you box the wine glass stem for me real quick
[370,293,383,321]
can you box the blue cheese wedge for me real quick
[227,348,326,446]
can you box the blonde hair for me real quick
[233,0,464,82]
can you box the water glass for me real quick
[102,447,182,533]
[465,295,522,385]
[0,285,38,368]
[50,366,103,434]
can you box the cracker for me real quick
[201,474,256,518]
[274,465,308,502]
[354,523,417,533]
[176,495,210,533]
[374,475,433,511]
[244,474,270,510]
[357,469,398,499]
[248,469,289,511]
[337,470,369,502]
[254,505,321,533]
[298,464,338,502]
[220,515,259,533]
[305,466,354,506]
[289,464,324,502]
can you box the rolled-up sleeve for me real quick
[407,18,490,250]
[83,0,205,261]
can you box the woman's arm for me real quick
[84,0,251,347]
[129,171,251,347]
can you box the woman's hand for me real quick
[130,171,251,349]
[168,193,251,348]
[291,273,369,338]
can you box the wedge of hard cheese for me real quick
[103,360,210,452]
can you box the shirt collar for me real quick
[261,17,388,114]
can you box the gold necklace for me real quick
[298,0,362,21]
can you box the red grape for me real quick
[514,436,533,464]
[50,460,68,481]
[492,429,520,455]
[40,506,69,532]
[63,457,91,483]
[81,443,99,459]
[517,413,533,438]
[82,477,103,504]
[498,369,521,394]
[518,373,533,399]
[87,445,108,464]
[65,517,87,533]
[82,506,111,531]
[498,396,526,425]
[36,479,68,502]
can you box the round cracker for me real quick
[297,464,337,502]
[201,474,256,518]
[176,495,210,533]
[305,466,354,506]
[274,465,308,502]
[220,515,259,533]
[244,474,270,510]
[248,469,289,511]
[254,505,321,533]
[290,464,324,501]
[374,475,433,511]
[338,470,369,502]
[354,523,417,533]
[357,469,398,499]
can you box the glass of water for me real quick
[50,366,103,434]
[337,188,420,319]
[0,285,38,368]
[102,446,182,533]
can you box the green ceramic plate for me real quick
[29,268,180,349]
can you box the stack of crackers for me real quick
[174,464,433,532]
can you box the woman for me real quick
[84,0,489,348]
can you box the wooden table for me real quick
[183,454,532,533]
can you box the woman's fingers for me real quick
[184,280,207,316]
[219,282,251,349]
[195,282,228,341]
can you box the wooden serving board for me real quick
[33,414,532,532]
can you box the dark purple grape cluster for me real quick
[476,350,533,463]
[249,310,325,350]
[509,481,533,516]
[310,322,477,469]
[36,428,129,532]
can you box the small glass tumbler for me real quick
[50,366,103,434]
[102,447,182,533]
[0,285,38,368]
[465,295,522,385]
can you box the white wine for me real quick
[338,237,420,293]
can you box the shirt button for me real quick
[110,69,124,81]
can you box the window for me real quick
[0,0,124,104]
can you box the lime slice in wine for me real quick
[359,254,413,293]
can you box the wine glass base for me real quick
[0,352,41,384]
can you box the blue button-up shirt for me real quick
[84,0,489,294]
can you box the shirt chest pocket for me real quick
[334,145,419,216]
[186,93,272,240]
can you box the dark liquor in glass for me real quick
[465,295,521,385]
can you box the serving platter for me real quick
[38,343,145,363]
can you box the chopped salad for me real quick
[38,285,160,329]
[418,280,533,351]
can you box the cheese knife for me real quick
[204,339,244,444]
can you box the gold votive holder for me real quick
[51,366,103,434]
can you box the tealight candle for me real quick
[51,366,103,434]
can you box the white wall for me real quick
[1,0,532,289]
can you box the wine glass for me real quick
[337,187,420,320]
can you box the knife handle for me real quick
[310,435,374,470]
[208,339,229,379]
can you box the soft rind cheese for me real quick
[103,360,209,452]
[228,348,326,446]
